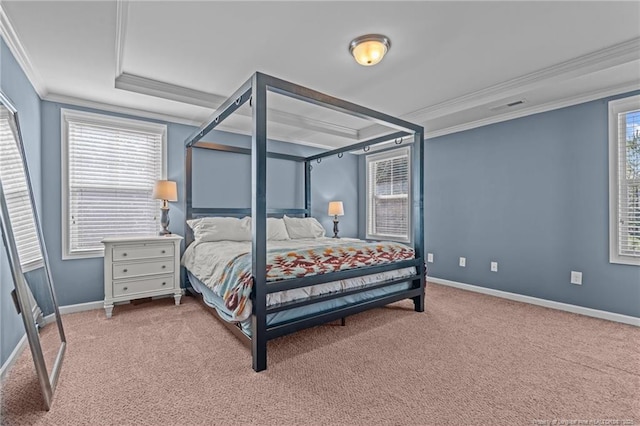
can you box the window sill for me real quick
[609,255,640,266]
[366,234,411,244]
[62,249,104,260]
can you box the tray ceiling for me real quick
[1,1,639,148]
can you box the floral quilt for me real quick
[218,240,415,321]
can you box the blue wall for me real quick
[0,38,42,366]
[425,92,640,317]
[191,133,358,232]
[40,101,359,307]
[40,102,194,306]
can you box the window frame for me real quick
[365,146,412,243]
[608,94,640,266]
[61,109,167,259]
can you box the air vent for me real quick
[489,99,527,112]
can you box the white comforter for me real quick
[181,238,416,308]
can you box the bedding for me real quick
[187,216,251,242]
[266,218,290,240]
[182,238,416,321]
[188,216,292,241]
[282,215,326,238]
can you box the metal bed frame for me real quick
[185,72,424,372]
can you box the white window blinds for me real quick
[609,95,640,265]
[366,147,411,242]
[0,109,43,271]
[62,110,166,258]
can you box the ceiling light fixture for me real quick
[349,34,391,66]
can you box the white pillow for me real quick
[282,215,326,239]
[187,216,251,242]
[267,218,290,240]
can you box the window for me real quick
[62,109,166,259]
[609,95,640,265]
[0,108,43,271]
[366,146,411,242]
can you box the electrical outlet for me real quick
[490,261,498,272]
[427,253,434,263]
[459,257,466,267]
[570,271,582,285]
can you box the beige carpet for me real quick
[1,283,638,425]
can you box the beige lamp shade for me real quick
[152,180,178,202]
[328,201,344,216]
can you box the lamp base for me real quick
[159,206,171,236]
[332,217,340,238]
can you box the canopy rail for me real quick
[190,208,309,217]
[304,130,410,162]
[184,72,422,160]
[192,141,306,162]
[185,77,252,147]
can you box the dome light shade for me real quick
[349,34,391,66]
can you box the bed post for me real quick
[184,146,193,289]
[304,160,311,217]
[412,130,425,312]
[251,73,268,372]
[185,146,193,246]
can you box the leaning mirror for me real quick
[0,91,65,410]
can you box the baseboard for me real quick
[0,334,27,380]
[428,277,640,327]
[58,291,185,314]
[58,300,104,315]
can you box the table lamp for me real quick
[328,201,344,238]
[152,180,178,235]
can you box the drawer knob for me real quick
[161,250,166,254]
[162,282,166,286]
[162,265,166,269]
[123,269,128,273]
[122,253,127,257]
[123,287,128,291]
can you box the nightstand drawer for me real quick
[113,275,174,297]
[112,259,174,279]
[112,243,174,261]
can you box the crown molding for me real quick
[0,1,47,97]
[359,37,640,141]
[43,92,203,126]
[425,81,640,140]
[115,72,224,108]
[115,72,359,140]
[42,91,337,150]
[115,0,128,77]
[412,37,640,120]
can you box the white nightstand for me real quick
[102,235,183,318]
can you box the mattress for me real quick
[182,237,417,329]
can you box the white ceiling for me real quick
[1,1,639,148]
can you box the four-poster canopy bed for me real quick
[183,72,425,372]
